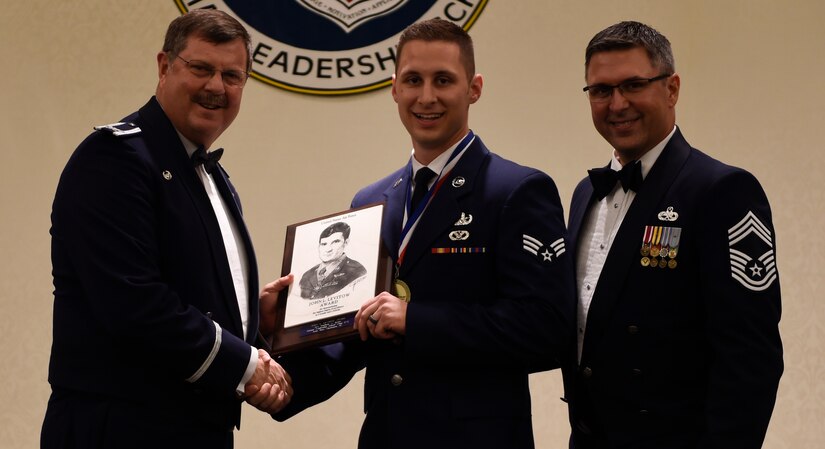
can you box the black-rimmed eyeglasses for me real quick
[583,74,672,102]
[176,55,249,88]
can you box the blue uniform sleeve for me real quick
[696,169,783,448]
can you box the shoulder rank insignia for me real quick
[94,122,141,137]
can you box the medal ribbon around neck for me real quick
[397,131,476,267]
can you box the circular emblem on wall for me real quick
[174,0,488,96]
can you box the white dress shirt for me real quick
[178,134,257,392]
[575,126,676,361]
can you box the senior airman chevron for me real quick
[522,234,566,262]
[728,211,777,292]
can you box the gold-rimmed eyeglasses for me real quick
[176,55,249,88]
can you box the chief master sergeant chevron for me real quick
[264,18,576,449]
[42,9,292,449]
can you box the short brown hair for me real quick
[396,18,475,79]
[163,9,252,69]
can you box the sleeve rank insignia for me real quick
[728,211,777,291]
[523,234,566,262]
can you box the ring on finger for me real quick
[368,314,379,325]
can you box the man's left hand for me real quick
[354,291,407,341]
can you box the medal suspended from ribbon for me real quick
[667,227,681,269]
[649,226,662,268]
[640,225,653,266]
[392,131,476,302]
[659,226,672,258]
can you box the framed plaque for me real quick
[269,202,391,355]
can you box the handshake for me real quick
[242,349,292,413]
[239,274,295,413]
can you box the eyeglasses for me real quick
[583,74,672,102]
[175,55,249,87]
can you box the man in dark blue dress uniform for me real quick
[564,21,783,449]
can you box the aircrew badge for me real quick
[658,206,679,222]
[449,230,470,241]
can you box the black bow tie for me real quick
[191,147,224,174]
[587,161,643,201]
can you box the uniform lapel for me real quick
[582,129,692,357]
[381,166,410,261]
[212,166,259,343]
[568,178,598,255]
[398,139,486,277]
[138,99,245,338]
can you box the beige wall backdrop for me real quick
[2,1,823,447]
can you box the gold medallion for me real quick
[668,259,677,269]
[641,257,650,267]
[668,248,678,259]
[658,258,667,268]
[640,244,650,257]
[649,257,659,268]
[659,247,668,258]
[393,279,412,303]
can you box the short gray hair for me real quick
[585,21,675,76]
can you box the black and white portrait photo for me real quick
[298,222,367,299]
[283,204,384,328]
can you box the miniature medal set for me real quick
[640,225,681,269]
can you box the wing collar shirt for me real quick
[178,133,257,392]
[575,126,677,362]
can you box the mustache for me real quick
[193,93,228,108]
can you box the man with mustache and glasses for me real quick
[42,9,291,448]
[564,21,783,448]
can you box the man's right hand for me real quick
[258,274,294,337]
[243,349,292,413]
